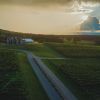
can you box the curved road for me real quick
[0,47,77,100]
[22,50,77,100]
[1,48,61,100]
[25,51,61,100]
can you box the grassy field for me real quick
[43,58,100,100]
[47,42,100,58]
[42,43,100,100]
[0,49,27,100]
[1,42,100,100]
[21,43,61,57]
[0,43,61,57]
[0,46,49,100]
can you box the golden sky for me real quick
[0,1,99,34]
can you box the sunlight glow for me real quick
[81,15,88,21]
[0,2,99,34]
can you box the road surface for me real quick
[25,51,61,100]
[24,51,77,100]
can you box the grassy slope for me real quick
[0,48,27,100]
[0,44,49,100]
[43,58,100,100]
[42,43,100,100]
[2,43,100,100]
[42,59,85,100]
[0,43,61,57]
[2,42,100,100]
[21,43,61,57]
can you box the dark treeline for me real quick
[0,29,100,43]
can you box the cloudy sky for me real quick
[0,0,100,34]
[0,0,99,4]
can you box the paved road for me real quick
[25,51,62,100]
[24,51,77,100]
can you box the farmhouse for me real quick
[21,38,34,44]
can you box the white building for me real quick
[21,38,34,44]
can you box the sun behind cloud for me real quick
[81,15,88,21]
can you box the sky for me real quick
[0,0,100,34]
[0,0,99,5]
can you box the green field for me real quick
[47,43,100,58]
[43,58,100,100]
[1,42,100,100]
[42,43,100,100]
[21,43,61,57]
[0,43,61,57]
[0,47,48,100]
[0,49,27,100]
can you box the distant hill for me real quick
[0,28,100,43]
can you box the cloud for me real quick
[0,0,99,6]
[90,5,100,19]
[0,0,70,5]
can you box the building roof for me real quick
[22,38,34,42]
